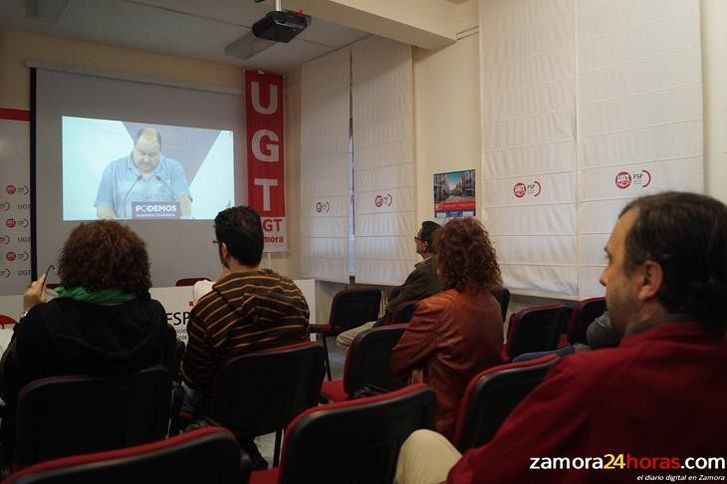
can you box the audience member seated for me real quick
[180,206,309,467]
[391,217,505,441]
[336,221,443,349]
[514,311,618,362]
[395,191,727,483]
[0,221,177,460]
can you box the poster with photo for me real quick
[433,169,476,218]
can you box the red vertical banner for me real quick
[245,71,287,252]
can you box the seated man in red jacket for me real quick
[395,191,727,483]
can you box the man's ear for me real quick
[637,260,664,301]
[220,242,230,260]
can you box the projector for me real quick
[252,10,309,43]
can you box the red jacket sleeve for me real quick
[390,297,448,379]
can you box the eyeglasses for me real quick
[212,240,221,245]
[414,236,423,242]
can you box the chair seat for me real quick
[310,323,332,333]
[249,467,278,484]
[320,379,348,402]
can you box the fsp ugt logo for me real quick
[513,181,542,199]
[615,170,651,190]
[374,194,393,208]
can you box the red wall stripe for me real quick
[0,108,31,122]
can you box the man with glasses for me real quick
[181,206,309,468]
[95,127,191,219]
[336,221,443,349]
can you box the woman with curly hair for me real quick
[0,221,177,454]
[391,217,505,440]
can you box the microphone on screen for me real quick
[122,175,143,219]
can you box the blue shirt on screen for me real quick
[95,154,191,219]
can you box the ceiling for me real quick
[0,0,375,74]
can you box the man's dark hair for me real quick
[620,191,727,332]
[419,221,441,248]
[135,128,162,149]
[214,206,263,267]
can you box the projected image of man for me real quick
[95,128,192,219]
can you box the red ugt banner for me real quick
[245,71,287,252]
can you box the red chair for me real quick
[452,354,560,452]
[175,277,210,286]
[320,324,407,402]
[207,341,325,466]
[310,288,382,380]
[0,314,18,328]
[567,297,607,344]
[14,366,172,467]
[505,304,569,359]
[250,384,436,484]
[3,427,250,484]
[493,287,511,323]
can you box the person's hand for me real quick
[23,274,47,312]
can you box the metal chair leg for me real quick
[273,429,283,467]
[321,335,332,380]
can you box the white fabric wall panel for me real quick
[580,120,702,168]
[484,173,576,207]
[485,140,575,178]
[577,0,702,297]
[300,48,351,283]
[486,205,576,237]
[352,37,417,286]
[481,0,578,298]
[481,0,702,298]
[493,235,576,266]
[502,265,578,296]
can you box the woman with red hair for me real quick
[391,217,505,440]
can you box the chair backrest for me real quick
[4,427,248,484]
[211,342,325,437]
[567,297,607,345]
[506,304,568,359]
[389,299,418,324]
[344,324,408,395]
[329,288,382,332]
[0,314,17,328]
[493,287,510,323]
[277,384,436,484]
[452,354,560,452]
[15,366,172,467]
[175,277,210,286]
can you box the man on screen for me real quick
[95,127,192,219]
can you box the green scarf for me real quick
[54,287,137,304]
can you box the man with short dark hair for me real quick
[395,192,727,483]
[336,221,443,349]
[181,206,309,414]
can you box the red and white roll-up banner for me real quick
[245,71,287,252]
[0,108,32,296]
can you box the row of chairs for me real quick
[5,349,564,483]
[506,297,606,359]
[5,384,437,484]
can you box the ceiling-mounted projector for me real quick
[252,10,309,43]
[224,1,311,61]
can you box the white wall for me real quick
[701,0,727,205]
